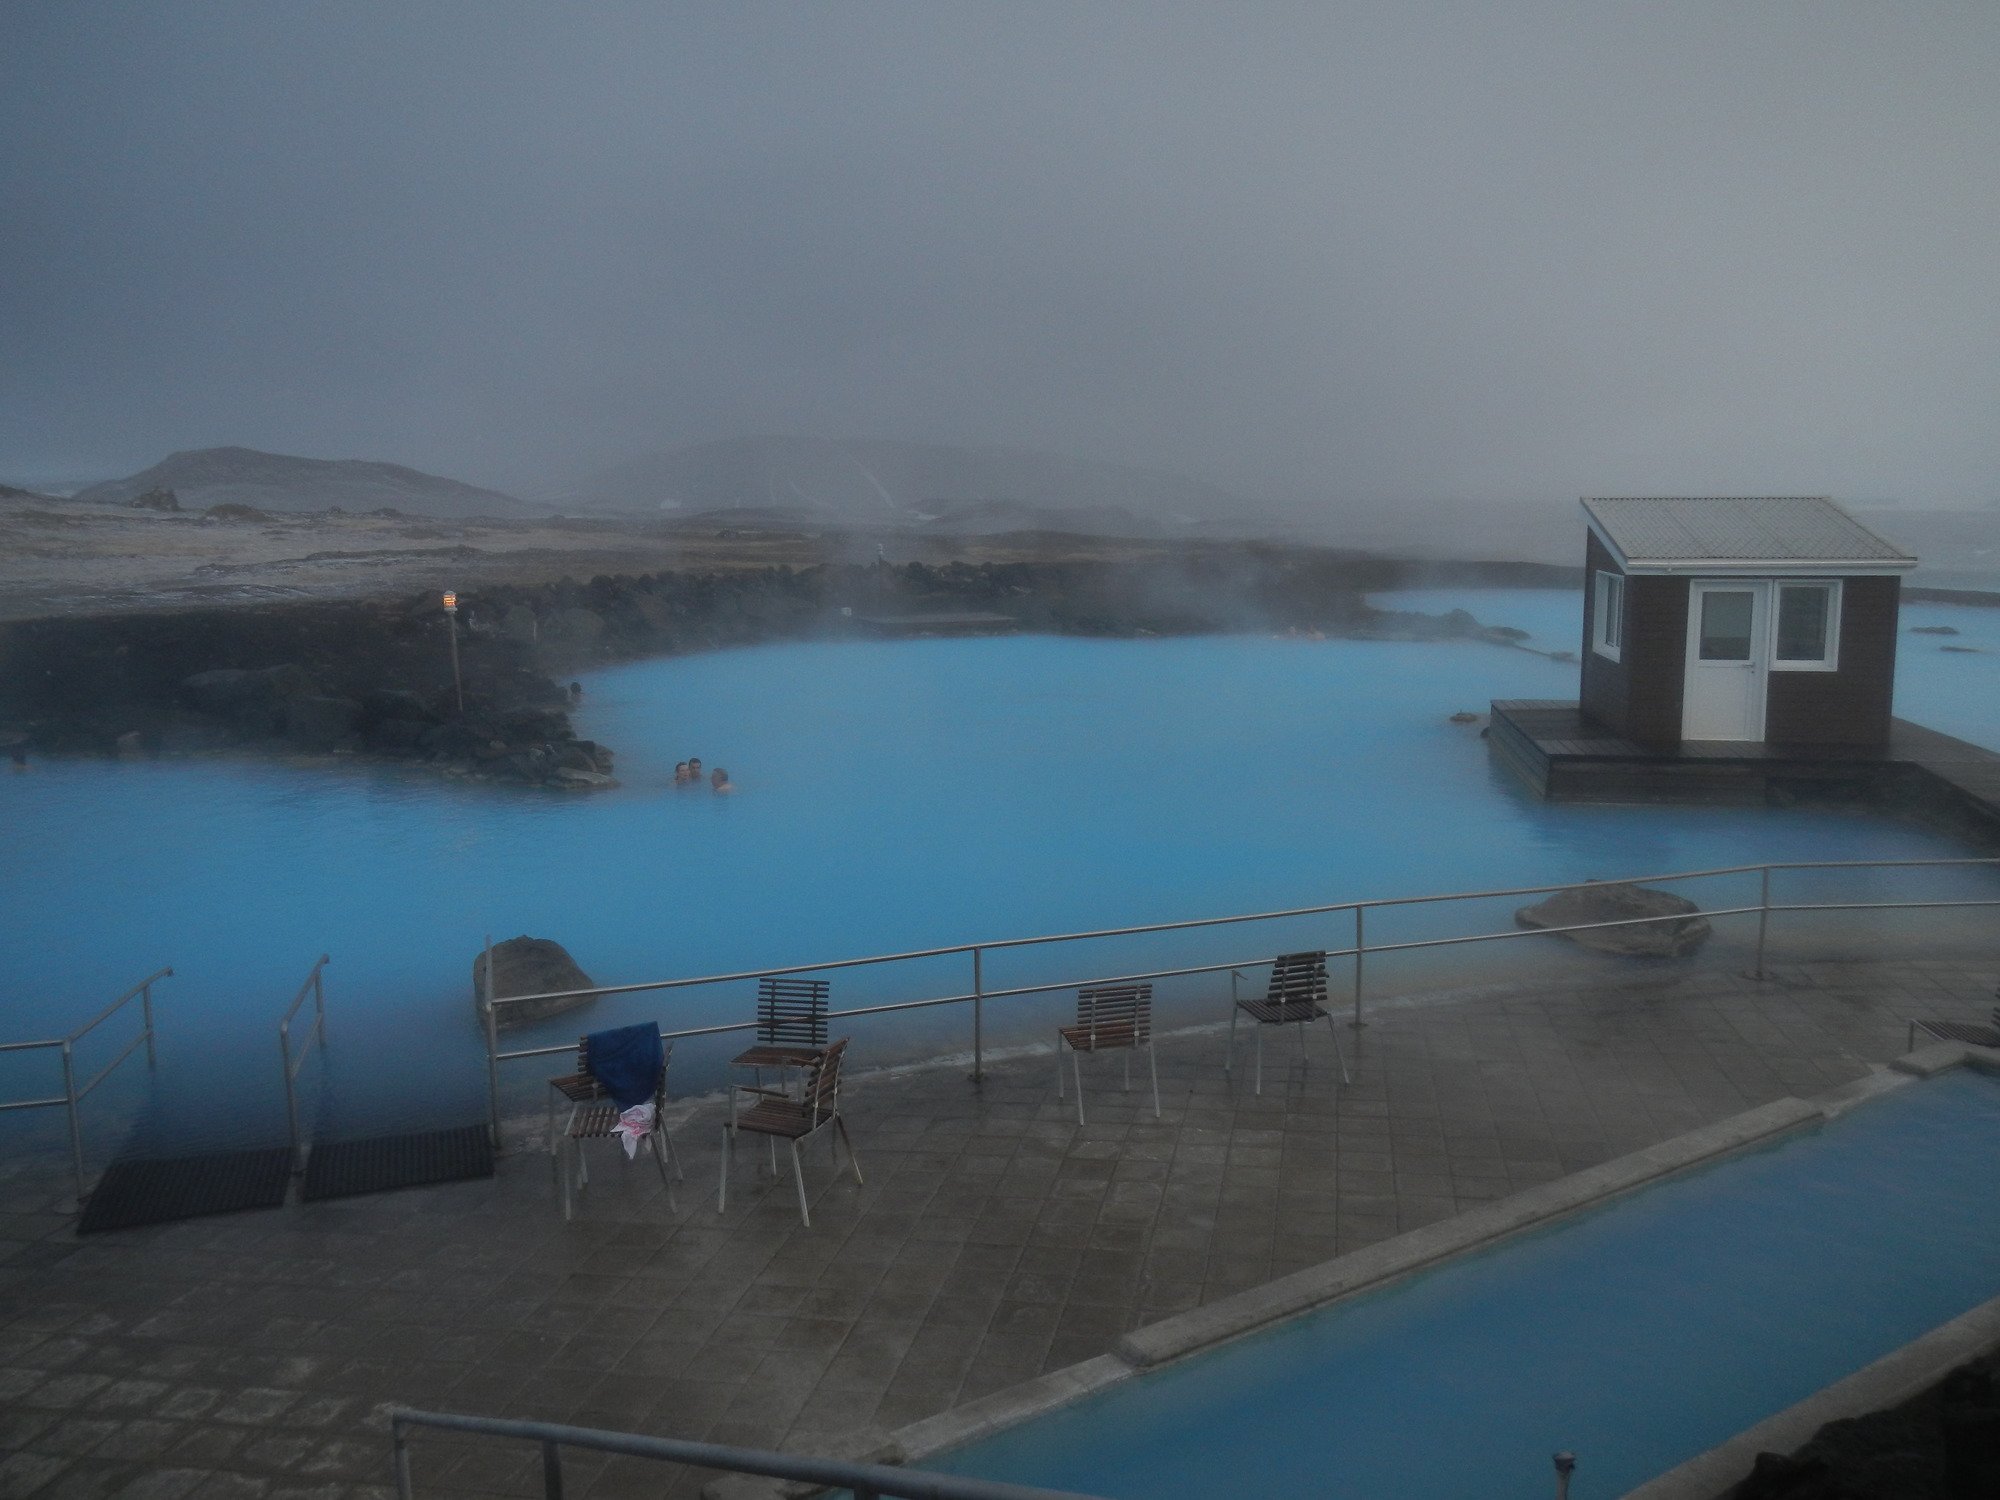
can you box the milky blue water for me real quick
[936,1069,2000,1500]
[1,591,1993,1158]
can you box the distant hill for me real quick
[73,447,542,519]
[564,435,1273,535]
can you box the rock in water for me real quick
[1514,881,1712,957]
[474,936,600,1028]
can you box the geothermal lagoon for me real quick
[3,590,1996,1159]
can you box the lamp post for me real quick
[1554,1452,1577,1500]
[442,591,464,715]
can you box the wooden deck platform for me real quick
[1488,699,2000,841]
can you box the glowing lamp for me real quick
[442,591,458,611]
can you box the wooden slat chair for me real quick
[1907,1002,2000,1054]
[1056,983,1160,1125]
[1226,951,1350,1096]
[556,1043,681,1220]
[545,1037,610,1155]
[729,977,831,1091]
[719,1037,862,1227]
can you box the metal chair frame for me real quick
[1226,952,1350,1095]
[720,1038,861,1227]
[556,1043,681,1220]
[1056,983,1159,1125]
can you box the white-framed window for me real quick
[1770,580,1841,671]
[1591,569,1625,661]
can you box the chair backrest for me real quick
[1076,984,1152,1045]
[800,1038,849,1122]
[1267,952,1328,1008]
[580,1035,674,1105]
[756,977,830,1048]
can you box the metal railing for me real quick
[0,968,170,1201]
[390,1407,1111,1500]
[279,955,329,1171]
[480,857,2000,1142]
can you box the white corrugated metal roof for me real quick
[1581,496,1914,566]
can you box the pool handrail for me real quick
[278,955,330,1173]
[389,1405,1114,1500]
[477,857,2000,1143]
[0,967,171,1201]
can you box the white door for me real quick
[1682,581,1768,741]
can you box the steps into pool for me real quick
[77,1146,293,1233]
[77,1123,494,1232]
[300,1123,493,1202]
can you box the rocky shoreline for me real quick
[0,549,1572,787]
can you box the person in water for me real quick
[710,767,735,793]
[673,761,690,785]
[687,757,703,785]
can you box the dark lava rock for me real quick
[127,487,180,512]
[182,664,312,715]
[1514,880,1712,957]
[474,936,600,1029]
[284,695,361,749]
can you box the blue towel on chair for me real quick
[585,1023,662,1109]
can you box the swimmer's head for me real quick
[711,767,730,788]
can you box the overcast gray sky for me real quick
[3,2,1996,507]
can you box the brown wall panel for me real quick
[1764,576,1899,745]
[1623,575,1689,745]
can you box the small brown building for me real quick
[1579,497,1915,747]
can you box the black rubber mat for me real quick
[77,1147,293,1234]
[300,1124,493,1201]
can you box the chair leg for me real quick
[790,1141,811,1228]
[1324,1012,1350,1084]
[1056,1037,1066,1102]
[1121,1050,1130,1092]
[1147,1041,1161,1119]
[718,1124,732,1214]
[1254,1024,1264,1096]
[1072,1047,1086,1126]
[650,1131,679,1214]
[836,1117,863,1184]
[561,1138,576,1221]
[1226,1004,1238,1075]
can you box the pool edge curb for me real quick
[1111,1093,1824,1373]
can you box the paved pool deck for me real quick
[1,956,1994,1500]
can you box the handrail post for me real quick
[1753,866,1772,980]
[1350,906,1366,1028]
[61,1040,84,1204]
[281,1014,300,1172]
[970,947,984,1083]
[393,1413,414,1500]
[140,980,156,1068]
[541,1439,564,1500]
[484,934,502,1149]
